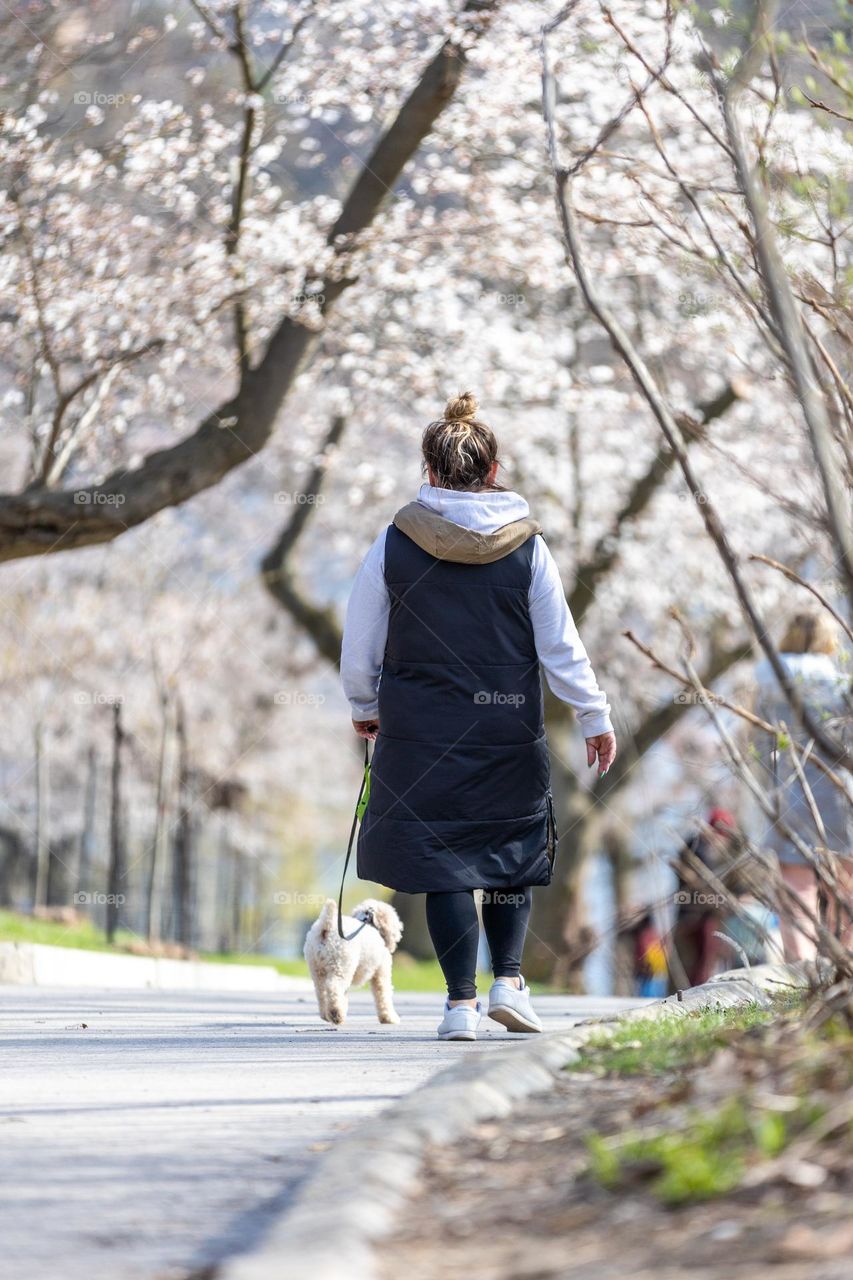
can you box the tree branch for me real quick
[0,1,501,563]
[568,380,748,622]
[710,0,853,606]
[590,632,752,803]
[749,553,853,647]
[261,414,347,666]
[35,340,165,486]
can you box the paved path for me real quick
[0,986,649,1280]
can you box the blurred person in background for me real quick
[716,847,782,967]
[669,808,739,989]
[626,910,669,998]
[752,610,852,961]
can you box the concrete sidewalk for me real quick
[0,986,647,1280]
[0,941,312,992]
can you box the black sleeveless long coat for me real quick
[357,522,556,893]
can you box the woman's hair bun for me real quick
[423,390,500,491]
[443,391,478,423]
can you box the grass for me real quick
[567,1002,778,1076]
[581,998,848,1207]
[0,908,140,953]
[0,908,462,992]
[587,1084,830,1206]
[587,1097,753,1204]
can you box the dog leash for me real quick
[337,737,374,940]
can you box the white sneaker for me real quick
[437,1000,482,1041]
[487,976,542,1033]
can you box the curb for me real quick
[216,962,813,1280]
[0,941,313,994]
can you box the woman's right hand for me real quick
[586,732,616,776]
[353,717,379,741]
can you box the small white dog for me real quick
[303,898,403,1026]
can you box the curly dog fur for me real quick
[303,898,403,1026]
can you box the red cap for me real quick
[708,807,737,833]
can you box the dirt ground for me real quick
[380,1035,853,1280]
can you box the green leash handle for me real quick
[355,745,371,821]
[337,738,373,940]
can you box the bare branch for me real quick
[541,4,852,771]
[623,625,851,800]
[678,646,852,974]
[709,0,853,606]
[584,631,752,803]
[749,554,853,647]
[35,340,165,486]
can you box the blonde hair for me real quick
[421,392,502,491]
[779,609,838,656]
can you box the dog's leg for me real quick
[371,955,400,1024]
[325,984,348,1026]
[315,985,330,1023]
[305,966,330,1024]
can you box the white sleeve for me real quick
[528,537,613,738]
[340,529,390,720]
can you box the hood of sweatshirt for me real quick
[393,483,542,565]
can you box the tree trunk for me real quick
[230,845,242,954]
[526,749,594,987]
[32,722,49,910]
[146,692,172,945]
[106,703,124,943]
[250,856,263,955]
[215,813,233,954]
[390,892,433,960]
[523,689,594,986]
[76,744,97,901]
[171,698,193,948]
[604,828,634,997]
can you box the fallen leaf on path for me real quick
[780,1159,828,1188]
[777,1221,853,1260]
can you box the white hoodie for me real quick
[340,484,613,738]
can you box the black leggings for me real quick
[425,888,532,1001]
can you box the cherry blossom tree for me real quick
[0,0,502,559]
[0,0,848,979]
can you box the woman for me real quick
[340,394,616,1040]
[753,610,852,961]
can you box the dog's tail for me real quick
[317,898,338,942]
